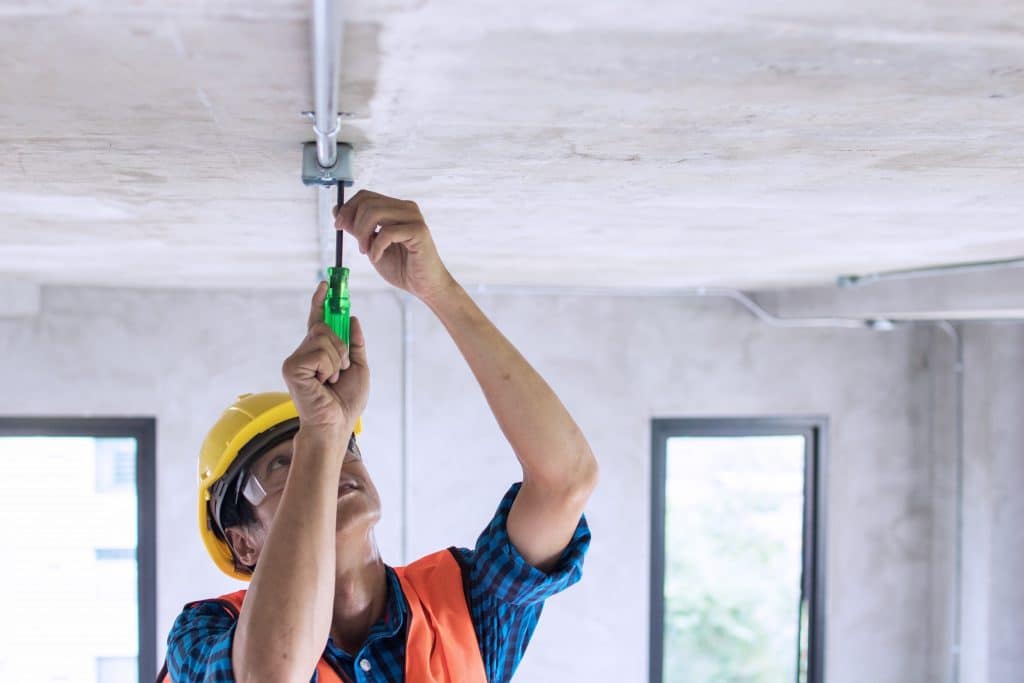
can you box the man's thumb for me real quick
[348,316,368,367]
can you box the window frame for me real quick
[0,416,157,683]
[649,416,828,683]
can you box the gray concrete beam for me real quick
[762,267,1024,322]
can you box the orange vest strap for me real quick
[212,589,246,612]
[394,548,488,683]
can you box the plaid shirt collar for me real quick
[324,566,407,658]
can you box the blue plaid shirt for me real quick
[166,483,590,682]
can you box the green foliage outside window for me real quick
[662,436,805,683]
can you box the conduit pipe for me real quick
[394,291,415,564]
[936,322,964,683]
[307,0,348,279]
[473,285,887,329]
[838,256,1024,288]
[310,0,344,169]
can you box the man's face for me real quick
[225,435,382,567]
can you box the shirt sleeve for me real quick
[167,601,321,683]
[165,601,239,683]
[457,481,591,682]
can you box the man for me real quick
[164,190,598,682]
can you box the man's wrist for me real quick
[294,424,349,461]
[420,271,464,314]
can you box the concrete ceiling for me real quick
[2,0,1022,292]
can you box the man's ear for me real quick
[224,526,260,568]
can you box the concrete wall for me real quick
[0,284,980,683]
[769,277,1024,683]
[945,324,1024,683]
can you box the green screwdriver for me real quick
[325,183,363,434]
[324,183,351,346]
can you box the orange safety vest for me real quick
[158,549,487,683]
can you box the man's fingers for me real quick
[309,323,349,370]
[334,190,372,242]
[335,191,422,254]
[351,200,379,253]
[307,286,352,372]
[286,325,348,384]
[307,281,328,330]
[284,347,334,385]
[333,189,377,229]
[368,223,422,263]
[352,201,417,254]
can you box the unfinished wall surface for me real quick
[770,277,1024,683]
[981,325,1024,683]
[0,286,410,672]
[917,322,1024,683]
[953,324,1024,683]
[1,285,949,682]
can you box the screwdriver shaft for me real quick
[336,184,344,270]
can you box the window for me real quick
[650,418,826,683]
[0,418,156,683]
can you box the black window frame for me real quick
[0,416,157,683]
[650,416,827,683]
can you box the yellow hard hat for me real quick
[197,392,362,580]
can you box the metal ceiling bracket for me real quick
[301,141,355,187]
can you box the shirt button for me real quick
[359,658,372,672]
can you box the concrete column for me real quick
[983,325,1024,683]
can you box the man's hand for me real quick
[334,190,455,303]
[282,281,369,434]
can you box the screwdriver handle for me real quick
[324,265,351,346]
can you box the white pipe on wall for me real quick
[472,285,883,329]
[937,321,965,683]
[397,293,414,565]
[838,256,1024,288]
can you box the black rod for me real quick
[336,183,344,269]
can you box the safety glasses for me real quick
[236,434,361,507]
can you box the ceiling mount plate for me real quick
[301,142,355,187]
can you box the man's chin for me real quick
[335,502,382,535]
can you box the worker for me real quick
[162,190,598,682]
